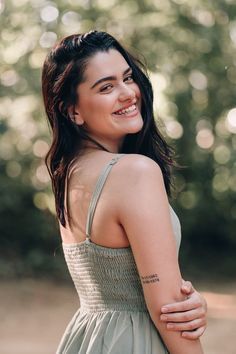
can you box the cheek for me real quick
[92,95,116,112]
[80,96,114,120]
[79,96,99,114]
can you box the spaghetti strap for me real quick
[85,154,125,241]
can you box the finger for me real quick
[160,308,205,323]
[161,294,202,313]
[166,319,205,332]
[181,326,206,340]
[181,280,193,294]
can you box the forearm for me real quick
[151,312,204,354]
[160,281,207,339]
[146,288,204,354]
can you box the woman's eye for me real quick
[100,84,113,92]
[125,75,134,82]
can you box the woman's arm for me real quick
[161,280,207,339]
[118,155,204,354]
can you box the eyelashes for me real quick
[125,74,134,82]
[100,84,113,92]
[99,75,134,93]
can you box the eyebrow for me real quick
[90,67,132,89]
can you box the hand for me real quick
[160,279,207,340]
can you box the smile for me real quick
[113,104,137,116]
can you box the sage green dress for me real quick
[56,154,181,354]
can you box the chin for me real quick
[126,119,143,135]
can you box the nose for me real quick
[118,83,136,102]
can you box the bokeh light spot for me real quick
[196,119,212,131]
[39,32,57,48]
[0,70,19,87]
[40,5,59,23]
[193,9,215,27]
[33,140,49,158]
[229,22,236,46]
[61,11,81,26]
[16,138,32,154]
[212,174,229,193]
[216,119,231,138]
[0,0,5,14]
[226,108,236,133]
[29,50,47,68]
[166,120,183,139]
[189,70,208,90]
[33,192,55,214]
[196,129,214,149]
[33,192,48,210]
[35,165,50,184]
[213,145,231,164]
[6,161,21,178]
[179,191,197,209]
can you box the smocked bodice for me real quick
[63,242,146,312]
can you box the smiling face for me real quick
[72,49,143,152]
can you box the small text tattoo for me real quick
[140,273,160,284]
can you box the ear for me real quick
[68,105,84,125]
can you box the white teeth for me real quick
[114,104,136,115]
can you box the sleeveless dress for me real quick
[56,154,181,354]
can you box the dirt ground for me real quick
[0,279,235,354]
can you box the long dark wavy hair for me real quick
[42,30,176,227]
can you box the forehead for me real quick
[83,49,129,82]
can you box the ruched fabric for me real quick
[56,155,181,354]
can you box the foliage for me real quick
[0,0,236,279]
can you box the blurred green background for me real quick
[0,0,235,281]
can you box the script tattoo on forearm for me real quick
[140,273,160,284]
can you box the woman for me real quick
[42,31,206,353]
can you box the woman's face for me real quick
[73,49,143,152]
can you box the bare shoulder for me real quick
[117,153,164,188]
[120,153,161,169]
[115,154,167,221]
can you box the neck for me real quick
[82,135,124,154]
